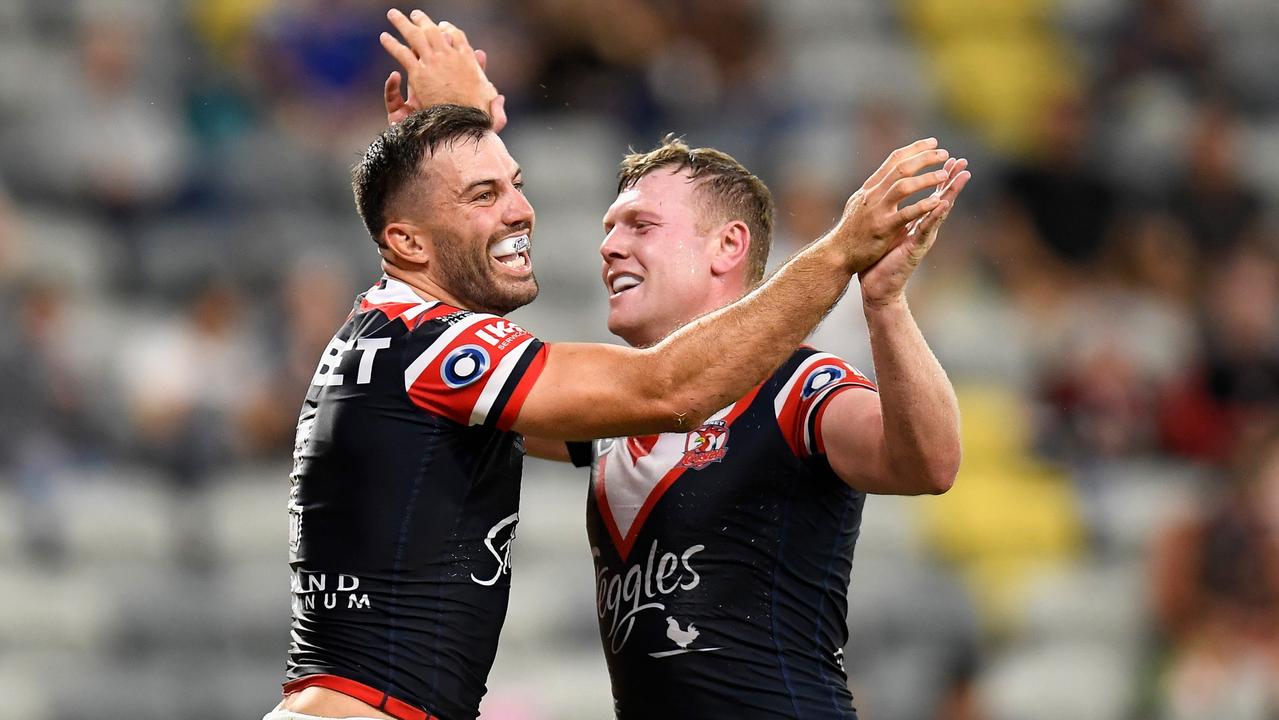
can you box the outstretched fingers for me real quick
[894,195,945,227]
[910,161,971,238]
[379,30,418,70]
[863,138,938,190]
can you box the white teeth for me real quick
[490,234,529,258]
[611,275,642,293]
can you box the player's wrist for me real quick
[860,288,909,314]
[811,231,861,277]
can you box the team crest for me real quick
[680,420,730,469]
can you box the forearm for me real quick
[863,296,960,491]
[640,238,852,427]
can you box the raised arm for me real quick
[820,159,970,494]
[380,8,506,129]
[513,144,955,440]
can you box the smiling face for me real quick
[413,132,539,315]
[600,169,725,347]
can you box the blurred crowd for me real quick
[0,0,1277,719]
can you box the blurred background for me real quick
[1,0,1278,718]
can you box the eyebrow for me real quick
[461,167,523,196]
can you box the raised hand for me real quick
[827,139,953,275]
[379,9,507,130]
[858,156,971,306]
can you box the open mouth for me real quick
[609,272,643,297]
[489,234,531,272]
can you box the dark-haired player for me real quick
[268,25,956,720]
[380,12,967,719]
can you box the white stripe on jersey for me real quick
[368,277,440,321]
[401,302,438,322]
[773,352,841,417]
[469,336,536,426]
[403,313,495,391]
[801,381,850,456]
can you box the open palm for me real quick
[859,157,970,305]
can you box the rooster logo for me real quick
[680,421,730,469]
[665,616,700,649]
[649,616,722,658]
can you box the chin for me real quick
[491,284,539,315]
[607,312,652,348]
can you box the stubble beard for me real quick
[433,226,539,315]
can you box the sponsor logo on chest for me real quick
[594,538,704,653]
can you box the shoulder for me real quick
[772,346,876,458]
[403,310,548,429]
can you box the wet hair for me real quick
[617,135,774,287]
[352,104,493,246]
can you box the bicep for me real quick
[820,389,904,494]
[511,342,677,440]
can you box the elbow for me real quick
[923,468,957,495]
[641,355,713,433]
[652,396,713,434]
[922,448,961,495]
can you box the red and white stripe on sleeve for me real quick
[773,352,876,458]
[403,313,548,431]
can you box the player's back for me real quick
[284,275,547,720]
[580,348,875,719]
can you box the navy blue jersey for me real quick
[580,348,876,719]
[284,275,548,720]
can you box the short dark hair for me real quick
[618,135,774,287]
[352,104,493,245]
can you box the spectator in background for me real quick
[1168,104,1262,258]
[118,277,271,486]
[1104,0,1216,97]
[994,92,1116,302]
[0,277,99,562]
[18,6,190,291]
[1160,241,1279,461]
[249,256,357,455]
[1151,425,1279,719]
[249,0,401,155]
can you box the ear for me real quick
[381,222,431,268]
[709,220,751,279]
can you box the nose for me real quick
[503,185,535,227]
[600,227,630,263]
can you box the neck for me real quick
[383,261,467,310]
[624,284,748,348]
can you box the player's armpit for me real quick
[820,389,949,495]
[510,342,688,440]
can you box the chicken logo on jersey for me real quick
[680,420,730,469]
[648,616,723,658]
[665,616,699,649]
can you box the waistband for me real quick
[282,674,441,720]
